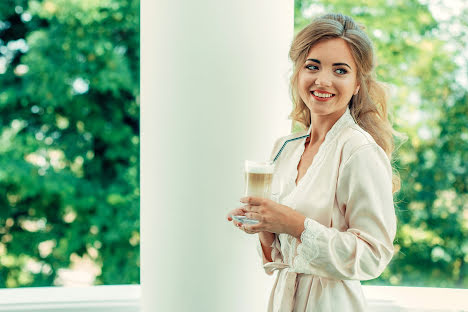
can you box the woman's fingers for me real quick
[226,207,246,220]
[240,196,268,206]
[242,223,262,234]
[243,204,263,213]
[231,197,280,234]
[245,212,262,222]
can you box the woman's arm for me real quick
[258,232,275,262]
[293,144,396,280]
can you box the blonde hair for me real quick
[289,13,401,192]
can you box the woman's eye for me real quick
[305,64,319,71]
[335,68,348,74]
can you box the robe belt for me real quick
[264,262,298,312]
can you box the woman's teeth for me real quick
[312,91,334,98]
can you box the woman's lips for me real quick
[310,91,335,102]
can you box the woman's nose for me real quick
[314,72,332,87]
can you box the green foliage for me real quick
[0,0,139,287]
[295,1,468,287]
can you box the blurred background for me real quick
[0,0,139,287]
[0,0,466,290]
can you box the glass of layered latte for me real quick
[244,160,275,199]
[233,160,275,225]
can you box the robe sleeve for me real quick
[292,143,397,280]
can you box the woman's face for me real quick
[297,38,360,119]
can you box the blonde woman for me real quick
[227,13,399,311]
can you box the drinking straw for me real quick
[273,134,310,162]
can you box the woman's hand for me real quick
[226,207,246,229]
[227,206,276,262]
[240,196,306,238]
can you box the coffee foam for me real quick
[245,163,275,174]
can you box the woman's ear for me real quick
[354,85,360,95]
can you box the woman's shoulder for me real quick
[339,124,388,163]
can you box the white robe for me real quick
[258,108,396,312]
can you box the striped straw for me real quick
[273,134,310,162]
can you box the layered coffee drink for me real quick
[244,160,275,198]
[231,160,275,225]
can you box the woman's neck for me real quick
[307,108,347,146]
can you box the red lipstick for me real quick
[310,90,335,102]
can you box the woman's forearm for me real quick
[259,231,275,262]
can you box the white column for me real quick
[141,1,294,311]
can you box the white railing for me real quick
[0,285,466,312]
[0,285,140,312]
[364,285,468,312]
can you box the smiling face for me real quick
[297,38,360,120]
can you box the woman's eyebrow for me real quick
[333,62,352,69]
[306,58,352,69]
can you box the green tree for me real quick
[0,0,139,287]
[294,0,468,287]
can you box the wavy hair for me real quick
[289,13,401,192]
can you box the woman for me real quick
[227,13,399,311]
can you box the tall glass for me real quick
[244,160,275,199]
[234,160,275,225]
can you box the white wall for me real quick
[141,1,294,311]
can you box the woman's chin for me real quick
[307,103,348,118]
[307,105,331,116]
